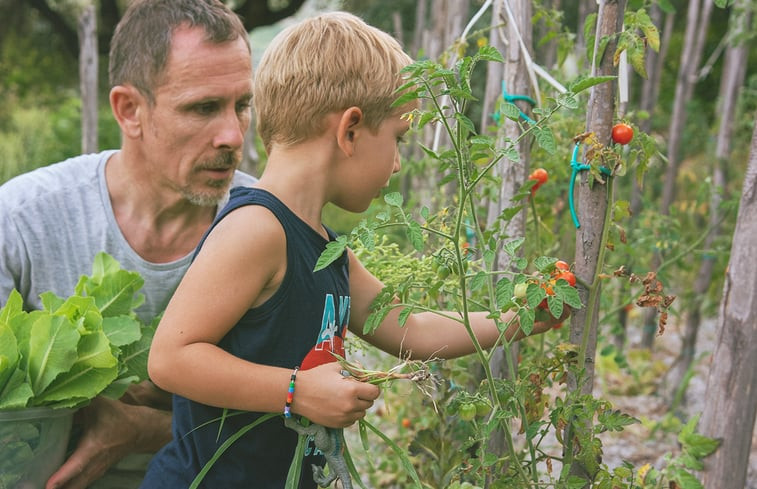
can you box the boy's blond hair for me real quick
[253,11,413,152]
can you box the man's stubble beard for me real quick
[181,151,240,207]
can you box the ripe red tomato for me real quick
[611,123,634,145]
[401,418,411,429]
[555,271,576,287]
[528,168,548,193]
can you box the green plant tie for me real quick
[569,142,612,228]
[492,81,537,125]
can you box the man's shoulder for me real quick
[0,151,113,208]
[231,169,258,187]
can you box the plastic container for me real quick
[0,407,75,489]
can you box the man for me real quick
[0,1,255,487]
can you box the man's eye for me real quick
[194,103,218,115]
[236,101,252,113]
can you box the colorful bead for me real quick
[284,366,300,418]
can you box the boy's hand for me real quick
[293,362,380,428]
[532,305,572,335]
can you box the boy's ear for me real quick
[336,106,363,157]
[110,84,145,139]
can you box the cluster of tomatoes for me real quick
[539,260,576,309]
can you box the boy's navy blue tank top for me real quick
[141,187,350,489]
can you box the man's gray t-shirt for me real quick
[0,150,256,487]
[0,150,256,323]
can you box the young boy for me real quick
[142,11,566,488]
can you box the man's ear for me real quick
[110,85,145,139]
[336,106,363,157]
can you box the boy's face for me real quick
[341,113,409,213]
[139,26,253,206]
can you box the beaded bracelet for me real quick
[284,366,300,418]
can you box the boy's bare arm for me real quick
[147,207,378,428]
[348,250,567,360]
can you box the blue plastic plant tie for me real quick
[569,142,612,229]
[494,81,537,125]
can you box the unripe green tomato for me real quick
[459,403,477,421]
[475,401,491,417]
[514,283,528,299]
[437,265,451,279]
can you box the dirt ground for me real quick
[593,316,757,488]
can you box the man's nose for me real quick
[213,108,246,150]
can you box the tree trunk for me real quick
[411,0,470,210]
[570,0,624,396]
[78,2,97,154]
[659,0,713,213]
[699,116,757,489]
[660,1,751,408]
[567,1,624,483]
[484,0,534,475]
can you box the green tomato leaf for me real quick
[569,75,616,94]
[500,101,521,121]
[557,92,579,109]
[397,307,412,327]
[406,220,424,252]
[477,45,504,63]
[314,236,348,272]
[517,308,535,336]
[495,278,514,310]
[503,237,526,256]
[383,192,404,208]
[526,283,545,308]
[547,295,564,319]
[534,126,556,154]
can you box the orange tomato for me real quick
[528,168,548,194]
[555,271,576,287]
